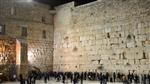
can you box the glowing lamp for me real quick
[26,0,32,2]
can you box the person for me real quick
[44,72,48,83]
[27,74,31,84]
[84,72,87,80]
[123,75,130,84]
[117,72,121,81]
[80,72,83,84]
[139,74,142,84]
[134,74,139,84]
[113,72,116,82]
[98,72,103,84]
[73,76,77,84]
[70,73,73,83]
[62,74,66,84]
[13,74,17,81]
[148,73,150,84]
[106,72,109,82]
[103,74,107,84]
[143,74,147,84]
[19,74,24,84]
[128,72,132,83]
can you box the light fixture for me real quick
[16,0,33,3]
[26,0,32,2]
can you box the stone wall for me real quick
[0,0,150,74]
[54,2,76,72]
[0,0,54,71]
[28,22,54,71]
[0,37,16,80]
[54,0,150,74]
[0,37,16,69]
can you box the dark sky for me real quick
[35,0,97,7]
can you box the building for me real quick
[0,0,150,79]
[0,0,53,78]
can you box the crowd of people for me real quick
[18,71,150,84]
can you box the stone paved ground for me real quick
[2,80,124,84]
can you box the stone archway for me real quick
[16,39,28,79]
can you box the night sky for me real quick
[35,0,97,7]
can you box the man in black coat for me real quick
[44,72,48,83]
[73,76,78,84]
[62,74,66,84]
[70,73,73,83]
[143,74,147,84]
[98,73,103,84]
[147,73,150,84]
[80,72,83,84]
[134,74,139,84]
[84,72,87,80]
[106,72,109,82]
[128,72,132,83]
[113,72,116,82]
[19,74,24,84]
[27,74,31,84]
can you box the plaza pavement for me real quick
[2,80,124,84]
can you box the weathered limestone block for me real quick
[116,60,124,65]
[126,41,135,48]
[140,59,149,65]
[105,27,111,33]
[138,34,147,41]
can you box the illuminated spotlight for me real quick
[28,50,34,63]
[26,0,32,2]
